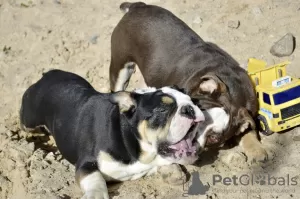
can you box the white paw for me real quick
[81,190,109,199]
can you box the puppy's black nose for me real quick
[180,105,195,119]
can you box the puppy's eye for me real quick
[191,98,199,105]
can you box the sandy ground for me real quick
[0,0,300,198]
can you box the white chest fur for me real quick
[98,152,172,181]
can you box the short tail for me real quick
[119,2,146,13]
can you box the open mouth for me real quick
[159,122,199,159]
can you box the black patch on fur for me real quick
[20,69,178,168]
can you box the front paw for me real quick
[240,130,269,164]
[81,190,109,199]
[158,164,187,185]
[245,144,268,164]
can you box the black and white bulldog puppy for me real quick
[20,69,204,199]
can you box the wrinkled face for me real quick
[197,107,230,148]
[187,73,255,149]
[132,86,205,165]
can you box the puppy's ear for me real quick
[193,96,223,110]
[110,91,136,113]
[235,107,256,135]
[198,74,227,95]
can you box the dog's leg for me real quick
[114,62,135,92]
[19,103,39,132]
[19,113,43,133]
[76,162,109,199]
[110,60,135,92]
[109,58,119,92]
[239,130,268,163]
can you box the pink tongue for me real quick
[169,139,188,150]
[187,139,192,149]
[180,139,188,149]
[169,139,197,158]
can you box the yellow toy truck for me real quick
[247,58,300,135]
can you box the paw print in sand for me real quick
[254,174,266,185]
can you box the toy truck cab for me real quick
[248,58,300,135]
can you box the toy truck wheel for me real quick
[257,115,273,136]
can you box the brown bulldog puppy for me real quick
[109,2,268,163]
